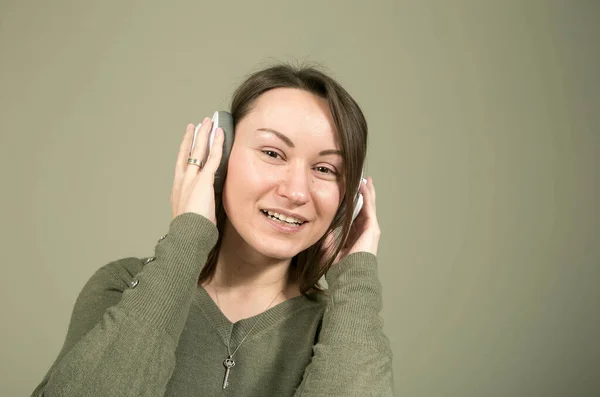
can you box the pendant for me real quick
[222,356,236,389]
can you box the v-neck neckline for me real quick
[193,285,317,347]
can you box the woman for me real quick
[32,64,394,396]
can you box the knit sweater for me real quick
[31,212,394,396]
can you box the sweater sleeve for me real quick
[293,252,395,397]
[30,212,218,397]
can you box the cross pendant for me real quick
[222,356,236,389]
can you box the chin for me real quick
[247,233,306,260]
[248,224,318,261]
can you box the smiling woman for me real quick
[207,86,352,294]
[30,63,394,397]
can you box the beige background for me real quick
[1,1,599,396]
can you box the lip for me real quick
[261,208,309,223]
[260,210,308,234]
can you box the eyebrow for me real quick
[256,128,342,156]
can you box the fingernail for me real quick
[362,178,367,185]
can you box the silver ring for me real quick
[187,157,204,169]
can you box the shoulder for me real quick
[54,256,158,359]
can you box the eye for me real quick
[314,166,337,175]
[262,150,282,159]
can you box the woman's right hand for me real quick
[170,117,225,224]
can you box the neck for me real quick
[206,220,300,299]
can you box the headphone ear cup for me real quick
[213,111,235,194]
[352,192,363,222]
[351,170,366,222]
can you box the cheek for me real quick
[311,184,341,216]
[229,148,286,187]
[228,149,256,183]
[225,151,276,202]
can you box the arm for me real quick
[293,252,395,397]
[31,212,218,397]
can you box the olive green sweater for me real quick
[31,212,394,396]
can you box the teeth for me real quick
[264,210,304,225]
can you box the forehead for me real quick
[241,88,339,147]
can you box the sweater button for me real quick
[142,257,156,265]
[158,234,167,242]
[130,279,139,288]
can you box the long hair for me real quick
[198,62,368,297]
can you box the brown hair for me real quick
[199,62,368,296]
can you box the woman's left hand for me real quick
[324,176,381,264]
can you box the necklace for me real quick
[212,285,283,389]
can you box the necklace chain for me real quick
[213,285,283,359]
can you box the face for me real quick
[222,87,344,261]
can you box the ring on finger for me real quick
[187,157,204,169]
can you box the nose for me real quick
[276,166,310,206]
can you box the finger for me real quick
[175,123,196,181]
[172,123,195,209]
[180,118,212,201]
[359,176,376,216]
[368,176,376,209]
[203,127,225,176]
[190,117,213,163]
[369,177,376,200]
[184,117,212,180]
